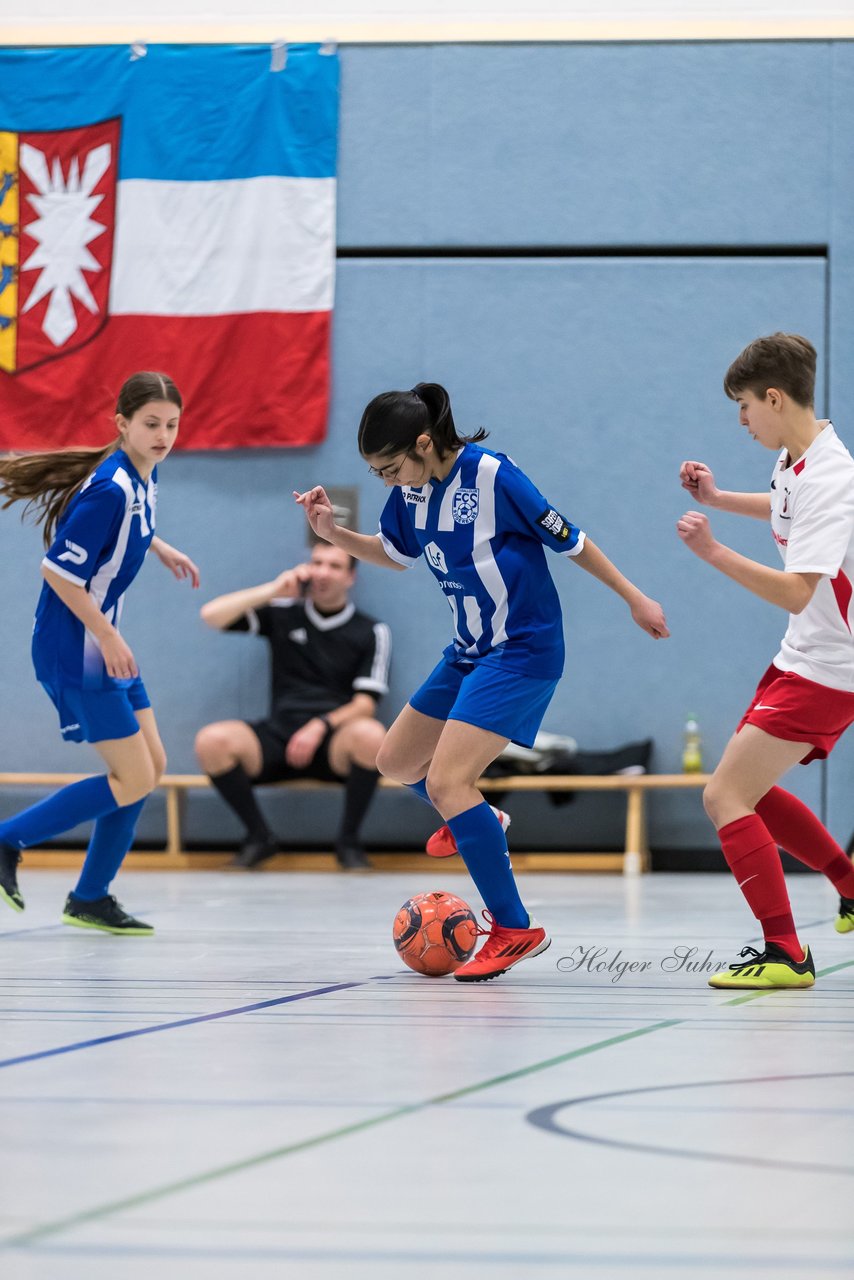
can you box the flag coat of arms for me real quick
[0,44,338,449]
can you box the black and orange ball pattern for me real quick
[392,891,478,976]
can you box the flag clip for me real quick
[270,41,287,73]
[130,41,148,61]
[320,38,338,56]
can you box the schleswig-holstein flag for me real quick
[0,43,338,449]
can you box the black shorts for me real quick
[248,716,343,785]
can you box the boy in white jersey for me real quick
[678,333,854,989]
[297,382,668,982]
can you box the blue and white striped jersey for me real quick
[33,449,157,690]
[378,444,584,678]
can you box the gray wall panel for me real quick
[338,43,831,246]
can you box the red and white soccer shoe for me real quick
[453,911,550,983]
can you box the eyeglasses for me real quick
[367,456,406,481]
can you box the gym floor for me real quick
[1,869,852,1279]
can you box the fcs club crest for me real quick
[452,487,480,525]
[0,118,120,374]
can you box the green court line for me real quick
[722,956,854,1006]
[4,1018,680,1249]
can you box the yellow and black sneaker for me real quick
[709,942,815,990]
[834,896,854,934]
[62,892,153,936]
[0,843,24,913]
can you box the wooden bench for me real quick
[0,770,711,874]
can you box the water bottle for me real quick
[682,715,703,773]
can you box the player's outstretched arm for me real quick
[293,486,406,570]
[571,539,670,638]
[680,460,770,520]
[676,510,820,612]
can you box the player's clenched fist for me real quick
[677,510,718,561]
[679,460,720,506]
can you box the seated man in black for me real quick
[195,544,391,869]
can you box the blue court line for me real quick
[527,1070,854,1177]
[0,981,368,1070]
[0,924,69,940]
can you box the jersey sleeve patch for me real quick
[537,508,571,541]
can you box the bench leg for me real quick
[623,787,649,875]
[163,785,186,869]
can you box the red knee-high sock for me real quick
[756,787,854,898]
[718,813,802,961]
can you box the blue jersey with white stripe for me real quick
[33,449,157,691]
[378,444,585,678]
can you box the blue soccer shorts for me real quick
[409,658,559,748]
[40,677,151,744]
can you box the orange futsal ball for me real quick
[392,890,479,976]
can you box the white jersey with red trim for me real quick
[771,422,854,691]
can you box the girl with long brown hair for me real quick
[0,371,199,934]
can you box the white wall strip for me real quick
[2,17,854,44]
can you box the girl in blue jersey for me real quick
[0,371,199,934]
[296,383,668,981]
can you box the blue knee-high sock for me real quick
[0,776,118,851]
[406,778,433,806]
[74,799,145,901]
[447,801,528,929]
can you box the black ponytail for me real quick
[357,382,487,462]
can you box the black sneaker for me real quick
[335,842,372,871]
[232,836,278,869]
[708,941,815,989]
[62,892,153,936]
[0,843,24,913]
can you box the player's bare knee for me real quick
[703,779,727,825]
[424,770,455,815]
[112,760,157,806]
[375,740,402,780]
[376,752,421,786]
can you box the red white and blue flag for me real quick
[0,44,338,449]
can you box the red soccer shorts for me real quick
[738,663,854,763]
